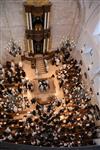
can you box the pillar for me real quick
[47,38,50,52]
[26,13,30,30]
[29,13,32,30]
[44,12,47,29]
[47,12,50,29]
[31,39,34,53]
[27,39,30,53]
[43,38,46,53]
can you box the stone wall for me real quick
[0,0,25,64]
[50,0,80,51]
[76,0,100,109]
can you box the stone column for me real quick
[43,38,46,53]
[27,39,30,53]
[31,39,34,53]
[47,38,50,52]
[47,12,50,29]
[26,13,30,30]
[44,12,47,29]
[29,13,32,30]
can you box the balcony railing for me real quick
[25,29,50,40]
[0,142,100,150]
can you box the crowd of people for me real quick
[0,94,96,147]
[0,40,98,147]
[0,61,33,93]
[0,61,33,114]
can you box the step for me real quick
[35,56,46,75]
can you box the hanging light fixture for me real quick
[60,37,76,50]
[7,39,22,57]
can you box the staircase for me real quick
[35,55,46,75]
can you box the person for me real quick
[59,80,64,88]
[19,61,23,68]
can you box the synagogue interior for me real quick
[0,0,100,149]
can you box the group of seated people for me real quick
[0,94,96,147]
[0,61,34,96]
[52,53,62,66]
[0,41,98,147]
[51,39,73,66]
[0,61,33,115]
[38,79,50,92]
